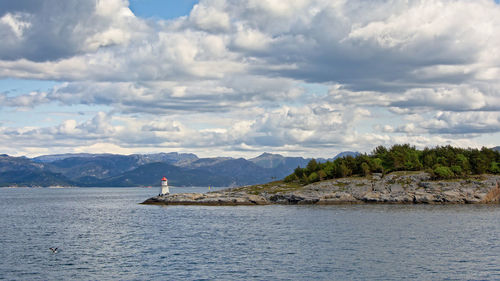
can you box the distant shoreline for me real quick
[142,172,500,206]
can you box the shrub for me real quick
[424,168,435,178]
[450,165,462,176]
[318,170,327,180]
[300,174,309,184]
[284,174,298,183]
[433,166,454,179]
[308,172,319,183]
[490,162,500,174]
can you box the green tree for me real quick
[456,153,470,174]
[281,144,500,185]
[318,169,327,180]
[294,166,304,178]
[336,163,351,178]
[343,156,357,173]
[306,159,319,173]
[470,149,488,174]
[371,158,384,173]
[323,161,335,178]
[360,162,371,177]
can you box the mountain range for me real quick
[0,151,359,187]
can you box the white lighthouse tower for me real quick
[160,176,169,195]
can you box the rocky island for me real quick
[142,172,500,205]
[143,144,500,206]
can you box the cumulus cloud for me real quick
[390,86,500,112]
[3,0,500,89]
[0,0,144,61]
[0,103,367,153]
[189,1,230,32]
[1,0,500,157]
[419,111,500,134]
[0,91,49,107]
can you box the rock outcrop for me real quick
[142,191,268,205]
[141,172,500,206]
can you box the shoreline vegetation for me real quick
[142,145,500,205]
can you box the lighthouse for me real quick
[160,177,169,195]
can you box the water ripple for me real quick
[1,187,500,280]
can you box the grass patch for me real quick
[333,182,347,187]
[233,181,304,195]
[388,171,423,176]
[332,181,349,192]
[396,178,412,187]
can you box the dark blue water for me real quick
[1,187,499,280]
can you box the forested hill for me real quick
[285,145,500,185]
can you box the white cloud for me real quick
[189,1,230,32]
[390,86,500,112]
[1,0,500,157]
[0,12,31,38]
[0,0,145,61]
[420,111,500,134]
[232,24,273,51]
[0,91,49,107]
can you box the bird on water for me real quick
[49,247,58,253]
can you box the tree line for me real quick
[284,144,500,184]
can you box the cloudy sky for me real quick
[1,0,500,158]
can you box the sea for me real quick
[1,186,499,281]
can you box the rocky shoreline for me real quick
[141,172,500,206]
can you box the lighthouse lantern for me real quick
[160,176,169,195]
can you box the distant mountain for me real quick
[32,153,111,163]
[0,155,72,187]
[492,146,500,152]
[95,162,208,187]
[48,154,141,180]
[94,159,273,187]
[249,153,310,169]
[0,151,360,187]
[0,154,44,173]
[333,151,361,159]
[35,152,199,182]
[248,151,360,170]
[0,170,73,187]
[133,152,199,166]
[179,157,233,168]
[34,152,198,165]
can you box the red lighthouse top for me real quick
[161,177,167,181]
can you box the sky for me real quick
[1,0,500,158]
